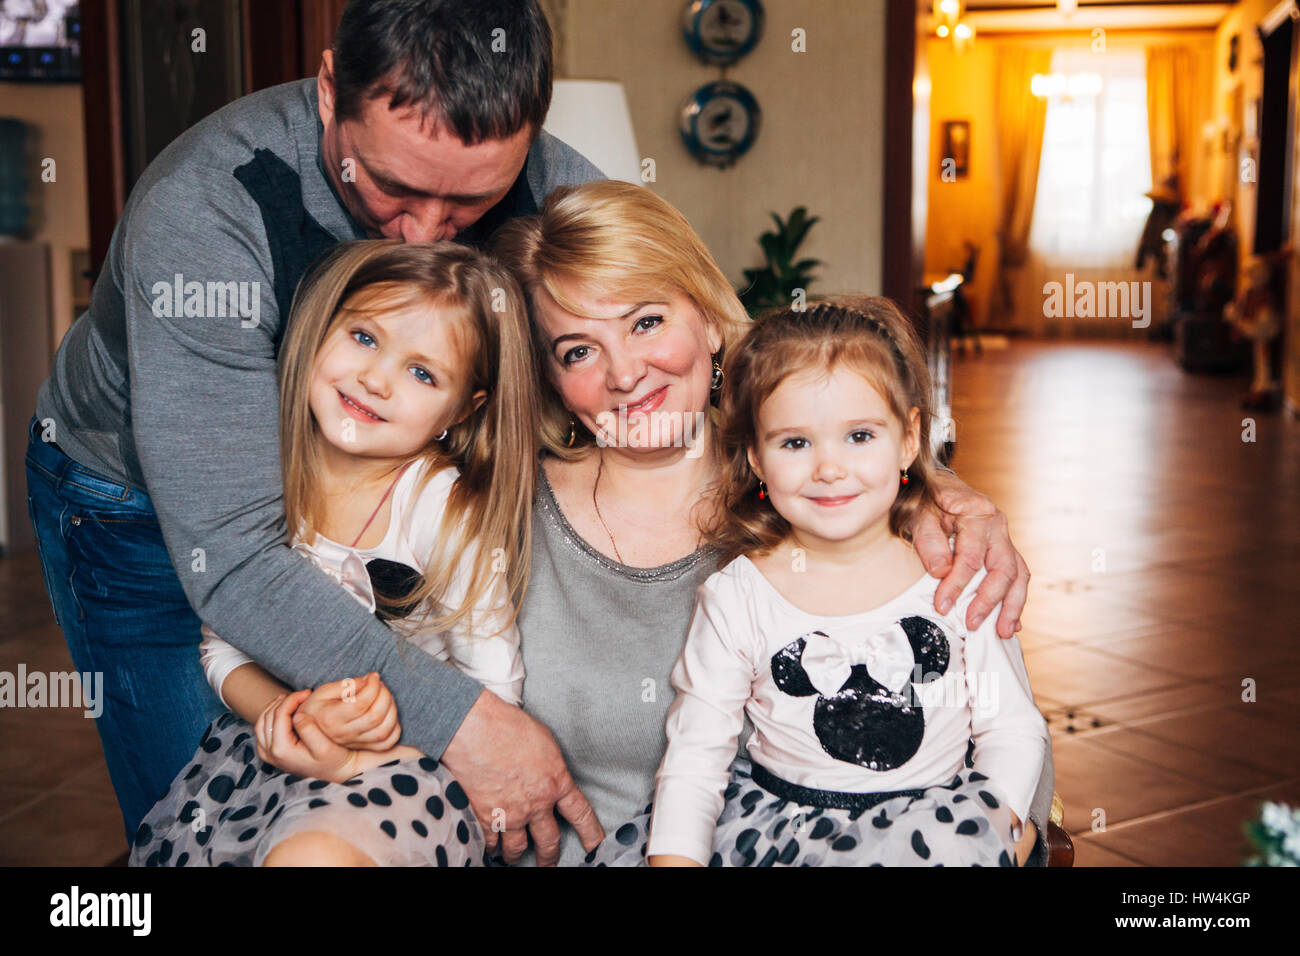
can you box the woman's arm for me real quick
[911,469,1031,640]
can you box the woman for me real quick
[490,180,1049,866]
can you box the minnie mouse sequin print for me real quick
[770,617,951,771]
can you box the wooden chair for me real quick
[1044,793,1074,867]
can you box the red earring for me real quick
[900,470,910,485]
[758,480,767,499]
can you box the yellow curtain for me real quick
[993,45,1052,322]
[1146,45,1196,202]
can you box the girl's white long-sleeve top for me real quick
[648,556,1049,865]
[198,460,523,707]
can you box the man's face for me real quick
[317,52,533,242]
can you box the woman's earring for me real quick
[711,360,724,392]
[900,469,910,486]
[758,480,767,500]
[437,429,448,442]
[566,417,576,448]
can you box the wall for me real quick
[563,0,885,297]
[0,82,90,348]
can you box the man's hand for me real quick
[297,672,401,752]
[911,470,1029,639]
[440,690,604,866]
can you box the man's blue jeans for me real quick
[24,415,226,847]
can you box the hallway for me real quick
[951,340,1300,865]
[0,340,1297,865]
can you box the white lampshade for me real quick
[543,79,641,184]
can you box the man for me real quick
[26,0,604,863]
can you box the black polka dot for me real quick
[935,806,954,823]
[418,757,439,773]
[184,764,204,780]
[175,852,189,866]
[911,830,931,859]
[412,820,428,838]
[262,793,280,815]
[998,849,1013,867]
[735,828,759,854]
[207,775,235,803]
[456,820,470,844]
[446,781,469,810]
[237,827,259,842]
[367,788,392,807]
[157,839,173,864]
[724,783,741,800]
[831,835,857,852]
[584,847,599,863]
[229,805,257,822]
[953,794,968,803]
[955,819,980,836]
[772,818,788,840]
[616,823,640,846]
[391,774,418,797]
[968,771,988,782]
[239,745,255,766]
[426,795,444,819]
[740,790,764,815]
[195,827,212,847]
[217,712,236,729]
[871,811,893,829]
[436,846,449,867]
[779,840,800,864]
[709,853,723,867]
[283,774,303,786]
[145,851,160,867]
[810,818,835,840]
[757,847,780,867]
[308,779,330,791]
[134,822,153,846]
[178,801,199,824]
[380,821,397,839]
[308,799,329,809]
[347,793,368,808]
[978,790,999,809]
[202,736,221,754]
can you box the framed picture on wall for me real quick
[941,120,970,179]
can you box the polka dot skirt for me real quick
[583,758,1019,867]
[129,711,488,867]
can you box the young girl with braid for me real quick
[586,297,1050,867]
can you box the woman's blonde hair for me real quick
[491,179,750,460]
[278,239,538,640]
[708,295,942,566]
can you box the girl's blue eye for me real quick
[562,345,591,366]
[352,330,376,348]
[410,367,434,386]
[849,430,874,443]
[634,315,663,332]
[780,437,808,450]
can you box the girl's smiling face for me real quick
[747,364,920,548]
[308,291,485,459]
[533,280,721,452]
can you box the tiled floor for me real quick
[0,338,1296,865]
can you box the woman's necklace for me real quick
[592,451,626,564]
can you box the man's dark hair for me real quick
[331,0,553,144]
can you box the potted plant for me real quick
[738,206,822,316]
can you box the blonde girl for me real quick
[130,239,538,867]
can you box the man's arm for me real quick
[122,176,482,758]
[911,468,1030,640]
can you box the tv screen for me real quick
[0,0,81,82]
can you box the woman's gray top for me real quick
[517,458,1055,866]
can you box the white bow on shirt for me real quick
[800,625,916,698]
[291,542,377,614]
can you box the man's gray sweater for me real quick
[35,77,601,757]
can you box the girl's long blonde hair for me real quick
[708,295,942,566]
[491,179,750,460]
[278,240,538,639]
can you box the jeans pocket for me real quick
[26,491,66,630]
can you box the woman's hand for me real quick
[254,690,368,783]
[295,672,402,752]
[911,469,1030,640]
